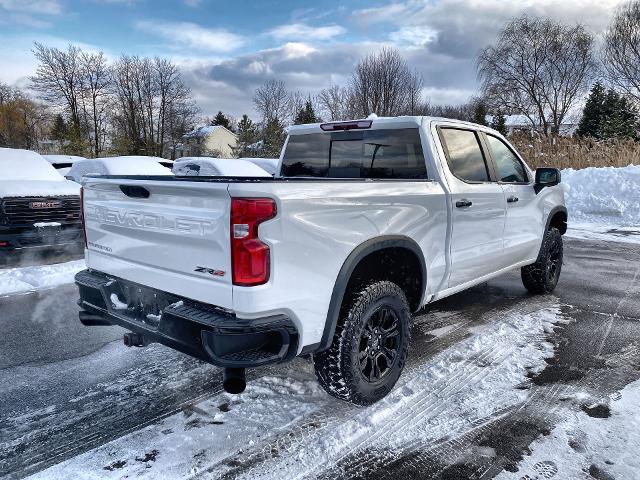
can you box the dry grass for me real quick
[510,133,640,170]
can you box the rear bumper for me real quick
[75,269,299,368]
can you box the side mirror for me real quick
[534,168,561,194]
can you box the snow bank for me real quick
[497,379,640,480]
[0,260,85,296]
[562,165,640,226]
[173,157,271,177]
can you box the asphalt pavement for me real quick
[1,236,639,479]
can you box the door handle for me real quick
[507,196,519,203]
[455,199,472,208]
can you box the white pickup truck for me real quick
[76,116,566,405]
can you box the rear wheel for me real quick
[521,227,563,294]
[313,280,411,406]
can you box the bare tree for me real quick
[288,90,306,124]
[31,43,84,134]
[253,79,290,124]
[405,70,424,116]
[318,85,348,120]
[110,55,144,153]
[80,51,110,157]
[604,1,640,104]
[477,16,596,136]
[155,58,198,158]
[349,47,423,117]
[110,55,196,157]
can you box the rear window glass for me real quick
[280,128,427,179]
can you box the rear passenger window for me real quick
[281,128,427,179]
[486,135,529,183]
[439,128,489,182]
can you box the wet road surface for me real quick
[1,237,639,479]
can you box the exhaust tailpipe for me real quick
[223,367,246,394]
[79,311,112,326]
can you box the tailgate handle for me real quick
[120,185,150,199]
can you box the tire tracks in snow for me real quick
[195,297,560,480]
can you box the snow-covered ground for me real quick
[28,299,564,479]
[497,380,640,480]
[562,165,640,243]
[0,260,85,296]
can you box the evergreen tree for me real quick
[63,121,90,156]
[576,82,607,139]
[211,111,233,131]
[262,117,286,158]
[50,114,68,142]
[234,114,258,157]
[472,101,488,126]
[294,99,318,125]
[491,110,508,136]
[601,90,638,140]
[577,82,638,140]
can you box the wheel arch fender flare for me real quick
[545,205,568,235]
[316,235,427,353]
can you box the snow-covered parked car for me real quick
[65,156,173,184]
[76,117,567,405]
[0,148,82,251]
[172,157,272,177]
[237,157,279,176]
[43,155,86,177]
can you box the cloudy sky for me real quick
[0,0,626,119]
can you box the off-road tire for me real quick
[521,227,563,294]
[313,280,411,406]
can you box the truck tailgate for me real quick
[82,178,233,308]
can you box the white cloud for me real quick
[0,0,61,15]
[135,20,244,52]
[351,3,407,25]
[183,0,202,6]
[389,26,438,47]
[0,13,51,28]
[279,42,317,58]
[268,22,346,41]
[421,86,476,106]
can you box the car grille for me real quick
[1,196,81,226]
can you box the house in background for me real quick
[486,114,578,137]
[176,125,238,158]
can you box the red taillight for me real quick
[231,198,276,286]
[320,120,372,131]
[80,186,87,248]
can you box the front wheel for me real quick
[313,280,411,406]
[521,227,563,294]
